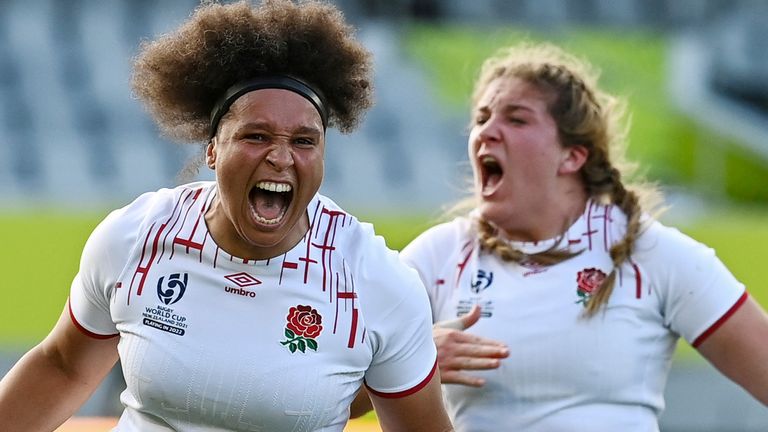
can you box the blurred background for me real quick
[0,0,766,430]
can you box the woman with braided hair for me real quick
[395,42,768,430]
[0,1,453,431]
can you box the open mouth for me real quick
[479,155,503,194]
[250,181,293,225]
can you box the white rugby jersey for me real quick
[401,201,747,432]
[69,181,437,432]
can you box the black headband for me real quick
[209,75,328,139]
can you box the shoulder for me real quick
[86,182,215,260]
[312,194,405,255]
[313,195,428,306]
[631,217,741,297]
[634,218,714,265]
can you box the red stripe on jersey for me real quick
[333,275,340,334]
[171,188,206,258]
[583,201,597,251]
[279,255,298,285]
[68,299,118,340]
[365,358,438,399]
[314,207,344,294]
[158,188,190,261]
[300,201,322,284]
[603,205,612,251]
[128,221,166,304]
[136,222,167,297]
[456,246,474,286]
[347,307,358,348]
[334,261,357,339]
[692,291,749,348]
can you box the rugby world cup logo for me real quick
[470,269,494,294]
[157,273,188,305]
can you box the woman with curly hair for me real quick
[0,1,453,431]
[357,41,768,430]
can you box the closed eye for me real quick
[294,137,316,146]
[473,114,489,126]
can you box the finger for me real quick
[458,304,483,329]
[439,370,486,387]
[442,356,503,371]
[434,328,508,348]
[435,304,483,330]
[451,343,509,359]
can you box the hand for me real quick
[433,305,509,387]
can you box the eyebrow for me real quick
[293,125,323,135]
[238,122,323,135]
[502,104,534,114]
[475,103,534,114]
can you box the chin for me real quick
[477,203,512,227]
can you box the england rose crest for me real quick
[575,268,607,307]
[280,304,323,353]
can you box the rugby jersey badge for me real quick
[280,304,323,353]
[575,267,607,307]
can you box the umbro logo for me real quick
[224,272,261,287]
[224,272,259,299]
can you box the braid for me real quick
[583,173,644,317]
[476,219,579,267]
[477,219,526,262]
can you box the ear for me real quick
[558,145,588,175]
[206,139,217,169]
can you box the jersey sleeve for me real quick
[353,222,438,397]
[68,192,155,338]
[640,222,747,346]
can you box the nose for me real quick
[477,117,502,144]
[265,144,293,170]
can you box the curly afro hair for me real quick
[132,0,373,143]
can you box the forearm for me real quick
[0,344,104,431]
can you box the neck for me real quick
[500,187,588,243]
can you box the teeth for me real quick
[253,213,284,225]
[480,155,496,164]
[256,181,292,193]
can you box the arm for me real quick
[696,295,768,405]
[433,305,509,386]
[349,388,373,419]
[368,371,453,432]
[0,302,119,431]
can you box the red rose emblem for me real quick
[575,268,607,307]
[281,304,322,354]
[286,305,323,338]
